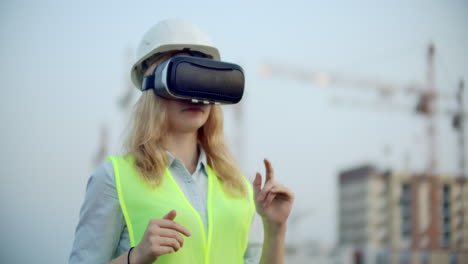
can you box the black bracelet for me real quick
[127,247,135,264]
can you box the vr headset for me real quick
[142,56,245,104]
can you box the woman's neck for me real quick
[164,131,199,174]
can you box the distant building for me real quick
[285,240,337,264]
[338,165,468,264]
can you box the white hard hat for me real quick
[131,19,221,89]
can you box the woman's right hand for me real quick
[130,210,191,264]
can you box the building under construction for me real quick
[338,165,468,264]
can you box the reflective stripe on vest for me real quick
[109,155,255,264]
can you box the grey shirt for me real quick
[69,149,261,263]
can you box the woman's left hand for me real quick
[253,159,294,228]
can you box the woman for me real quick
[69,19,294,264]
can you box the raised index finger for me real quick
[264,159,274,182]
[159,219,192,237]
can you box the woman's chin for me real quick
[170,122,205,133]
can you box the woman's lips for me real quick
[183,107,204,113]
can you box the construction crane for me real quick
[453,79,466,178]
[91,47,136,168]
[259,44,465,177]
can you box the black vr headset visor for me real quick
[142,56,245,104]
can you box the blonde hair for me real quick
[124,53,247,198]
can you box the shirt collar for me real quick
[166,144,208,174]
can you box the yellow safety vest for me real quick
[109,155,255,264]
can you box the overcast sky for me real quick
[1,0,467,262]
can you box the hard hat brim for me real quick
[131,44,221,90]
